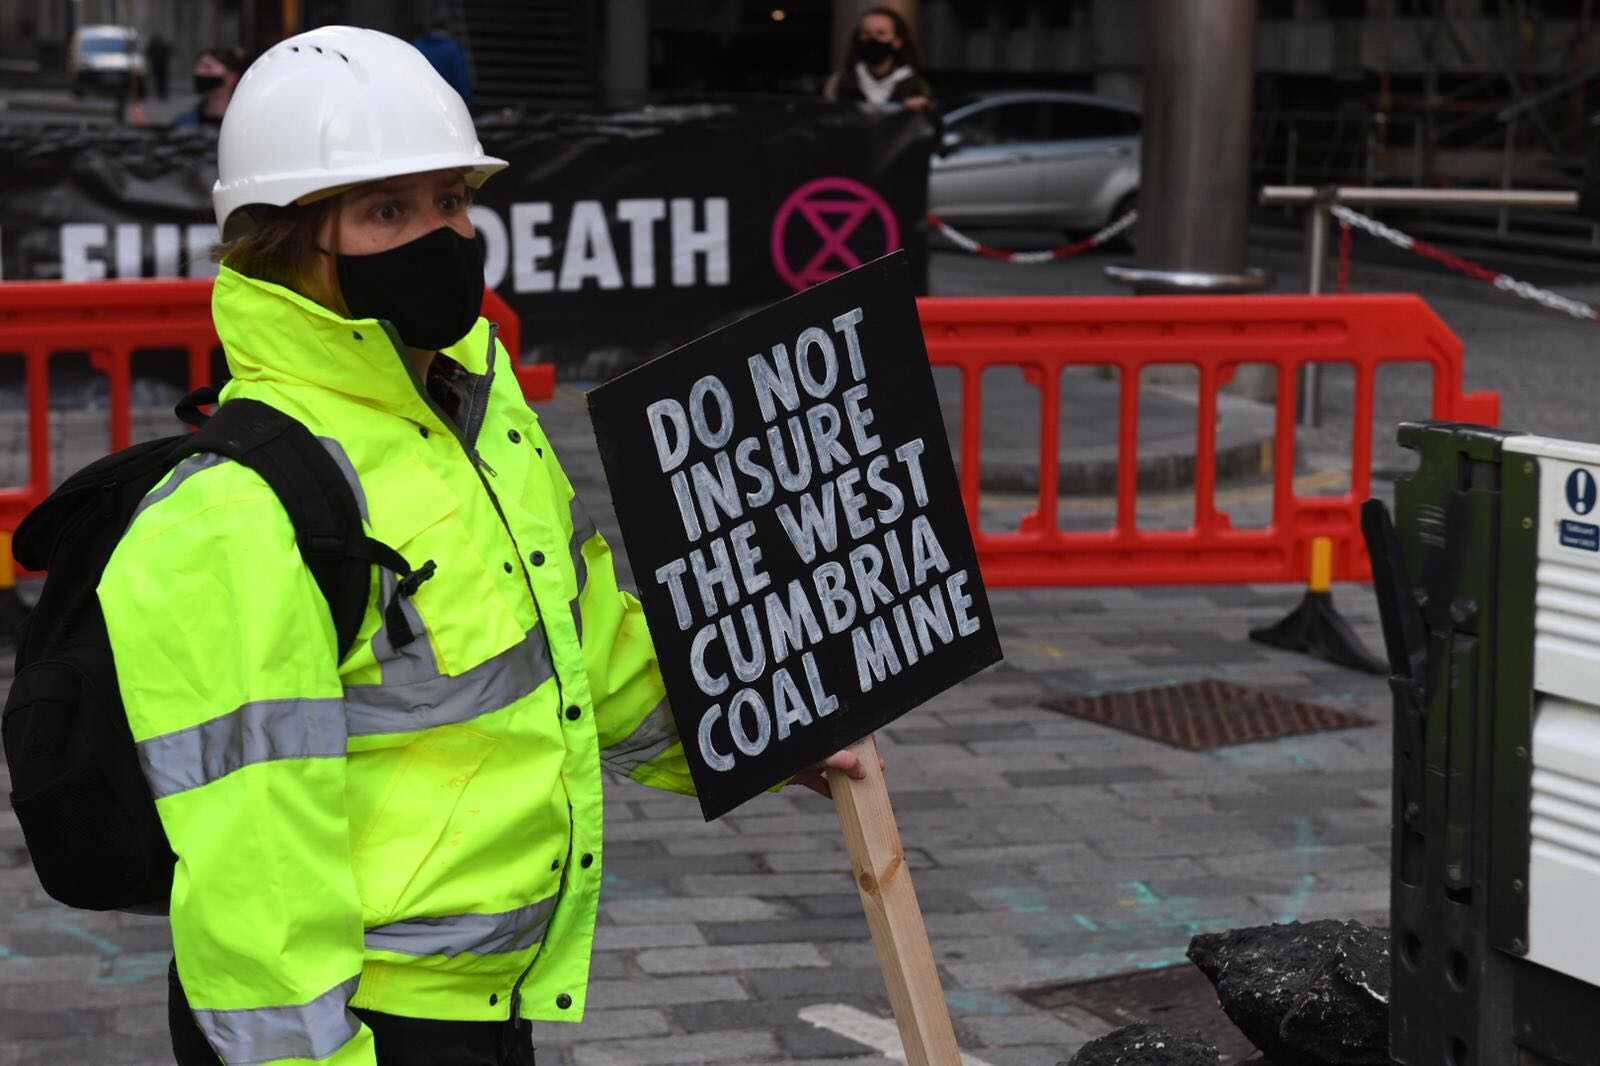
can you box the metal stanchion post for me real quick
[1306,201,1328,295]
[1103,0,1269,295]
[1300,197,1329,428]
[1285,125,1298,220]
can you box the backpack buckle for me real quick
[396,559,437,599]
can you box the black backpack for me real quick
[1,389,423,913]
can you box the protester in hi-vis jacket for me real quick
[96,26,868,1066]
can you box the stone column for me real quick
[1106,0,1267,294]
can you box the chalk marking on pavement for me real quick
[45,914,123,956]
[1278,815,1321,924]
[944,989,1019,1017]
[798,1003,997,1066]
[1010,638,1070,660]
[977,883,1239,982]
[93,950,171,985]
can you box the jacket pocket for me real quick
[362,460,460,560]
[348,724,497,923]
[357,459,527,681]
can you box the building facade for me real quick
[5,0,1590,185]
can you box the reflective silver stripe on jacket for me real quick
[600,699,678,776]
[344,626,554,737]
[137,698,348,799]
[191,974,362,1063]
[318,438,369,523]
[333,445,444,686]
[317,434,558,733]
[372,589,441,685]
[365,896,558,959]
[130,452,230,525]
[317,435,449,686]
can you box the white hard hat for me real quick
[213,26,507,239]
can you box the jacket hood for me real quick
[211,265,492,426]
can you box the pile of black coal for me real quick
[1067,1023,1221,1065]
[1188,919,1391,1066]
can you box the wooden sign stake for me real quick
[829,734,963,1066]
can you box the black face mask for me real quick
[336,227,485,353]
[858,38,899,65]
[193,73,224,94]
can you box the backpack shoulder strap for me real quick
[184,399,377,662]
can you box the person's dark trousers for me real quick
[169,958,536,1065]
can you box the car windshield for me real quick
[945,97,1141,143]
[81,37,134,55]
[939,95,985,119]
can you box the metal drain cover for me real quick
[1041,678,1371,751]
[1020,964,1262,1063]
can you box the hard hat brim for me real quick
[216,153,508,241]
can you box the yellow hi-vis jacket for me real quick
[97,266,695,1065]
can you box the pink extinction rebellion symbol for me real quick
[770,177,901,292]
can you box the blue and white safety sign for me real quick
[1567,468,1597,516]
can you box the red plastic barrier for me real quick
[0,278,546,533]
[487,289,556,403]
[915,293,1500,587]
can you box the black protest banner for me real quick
[588,251,1002,820]
[0,103,934,376]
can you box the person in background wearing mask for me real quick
[100,25,872,1066]
[171,46,247,128]
[823,5,933,112]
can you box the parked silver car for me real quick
[929,91,1141,237]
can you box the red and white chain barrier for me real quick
[926,209,1137,264]
[929,201,1597,325]
[1331,203,1600,323]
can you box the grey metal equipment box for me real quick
[1371,422,1600,1066]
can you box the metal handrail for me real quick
[1260,184,1582,428]
[1262,186,1579,209]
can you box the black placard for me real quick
[588,251,1002,819]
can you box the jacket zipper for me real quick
[395,321,573,1018]
[394,322,539,604]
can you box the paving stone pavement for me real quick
[0,377,1396,1066]
[34,223,1565,1066]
